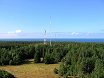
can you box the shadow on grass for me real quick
[22,59,34,64]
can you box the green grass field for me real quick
[0,59,60,78]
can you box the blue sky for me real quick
[0,0,104,38]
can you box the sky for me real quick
[0,0,104,38]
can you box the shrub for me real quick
[44,52,56,64]
[34,51,41,63]
[54,68,58,74]
[0,70,15,78]
[82,58,95,74]
[58,63,67,76]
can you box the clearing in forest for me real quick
[0,59,59,78]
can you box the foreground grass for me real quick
[0,59,59,78]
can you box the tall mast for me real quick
[44,30,46,45]
[50,16,51,25]
[50,16,52,46]
[50,39,51,46]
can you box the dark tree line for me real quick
[0,41,40,65]
[0,41,69,65]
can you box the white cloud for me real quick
[75,33,79,35]
[2,29,23,38]
[86,32,90,36]
[7,32,14,34]
[15,29,22,33]
[71,32,79,35]
[7,29,22,34]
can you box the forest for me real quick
[0,41,104,78]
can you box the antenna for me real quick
[50,16,51,25]
[44,30,46,45]
[50,39,51,46]
[50,16,52,46]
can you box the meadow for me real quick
[0,59,59,78]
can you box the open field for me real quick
[0,59,60,78]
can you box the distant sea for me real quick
[0,38,104,42]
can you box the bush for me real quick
[0,48,22,65]
[0,70,15,78]
[82,58,95,74]
[34,51,41,63]
[54,68,58,74]
[44,52,56,64]
[58,63,67,76]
